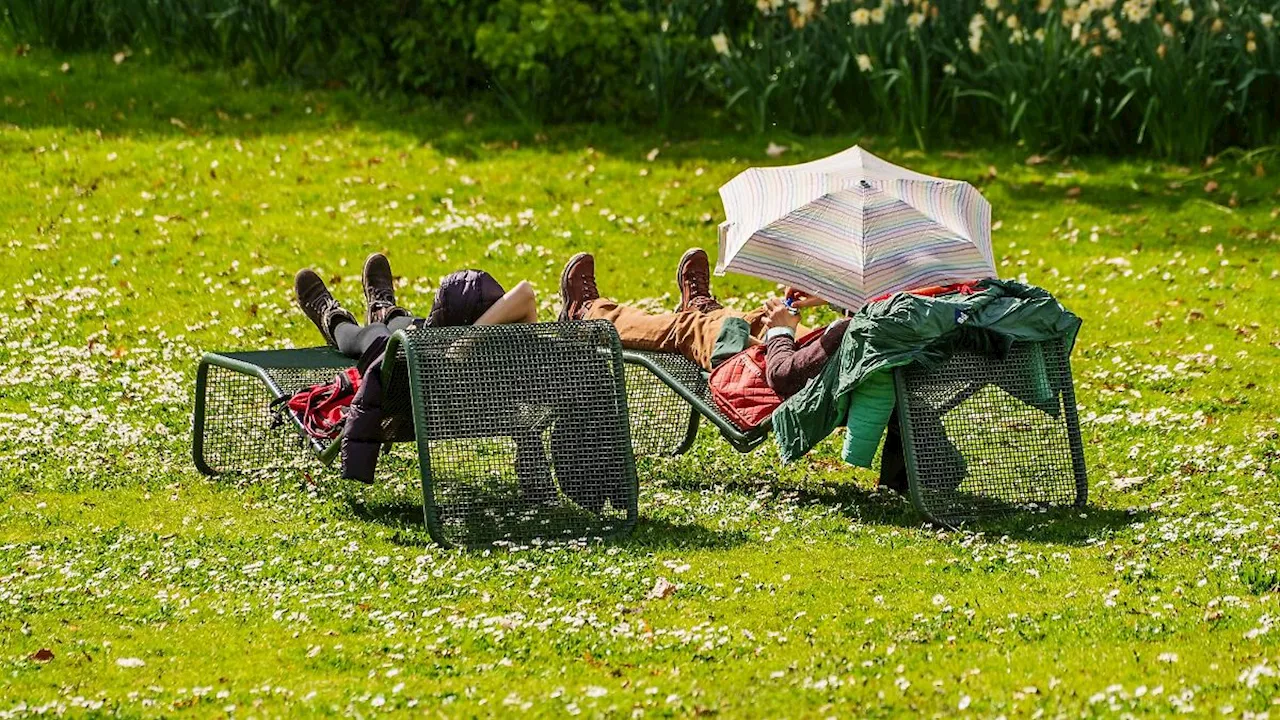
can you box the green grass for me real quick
[3,48,1280,717]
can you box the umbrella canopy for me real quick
[716,145,996,310]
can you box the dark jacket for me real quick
[763,318,851,398]
[340,336,394,483]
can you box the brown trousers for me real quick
[586,299,769,371]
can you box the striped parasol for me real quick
[716,145,996,310]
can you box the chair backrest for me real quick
[893,337,1087,523]
[386,320,639,547]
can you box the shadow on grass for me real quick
[658,472,1146,545]
[344,497,750,551]
[0,50,1032,172]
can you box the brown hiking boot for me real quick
[362,253,409,325]
[558,252,600,322]
[676,248,722,313]
[294,269,356,347]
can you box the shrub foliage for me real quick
[2,0,1277,157]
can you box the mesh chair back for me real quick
[894,338,1087,523]
[194,348,353,474]
[622,350,705,456]
[394,320,638,547]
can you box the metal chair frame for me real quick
[193,327,1087,530]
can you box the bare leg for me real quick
[475,280,537,325]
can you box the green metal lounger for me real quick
[618,336,1088,525]
[193,320,639,547]
[194,325,1086,531]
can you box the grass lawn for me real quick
[3,50,1280,718]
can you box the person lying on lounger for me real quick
[557,249,844,397]
[557,249,911,493]
[294,253,536,359]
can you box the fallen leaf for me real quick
[1204,180,1219,193]
[646,148,660,162]
[30,648,54,663]
[647,577,677,600]
[1065,187,1081,198]
[1025,154,1048,166]
[765,142,788,158]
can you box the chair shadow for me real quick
[658,473,1146,545]
[343,496,750,551]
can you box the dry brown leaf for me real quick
[30,648,54,663]
[1065,187,1082,198]
[1204,180,1219,193]
[647,577,677,600]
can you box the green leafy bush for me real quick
[474,0,650,122]
[3,0,1278,157]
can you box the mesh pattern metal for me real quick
[396,320,638,547]
[622,350,705,456]
[196,359,348,474]
[895,338,1087,523]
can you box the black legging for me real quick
[333,315,422,359]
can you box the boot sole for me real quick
[675,247,707,312]
[559,252,591,322]
[362,253,393,326]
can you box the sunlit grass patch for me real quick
[2,49,1280,717]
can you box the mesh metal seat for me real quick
[193,347,354,475]
[621,350,770,455]
[193,321,638,547]
[893,338,1087,523]
[619,338,1087,524]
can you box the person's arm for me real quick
[475,280,537,325]
[764,313,850,399]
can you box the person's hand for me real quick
[784,287,826,309]
[763,297,800,332]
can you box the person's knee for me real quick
[510,280,535,301]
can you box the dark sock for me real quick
[334,322,392,359]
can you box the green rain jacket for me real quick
[772,279,1082,466]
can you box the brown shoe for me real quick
[676,248,722,313]
[362,253,409,325]
[294,269,356,348]
[559,252,600,321]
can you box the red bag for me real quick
[273,367,362,440]
[709,328,825,430]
